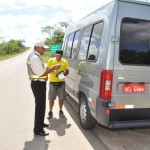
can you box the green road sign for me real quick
[50,44,62,54]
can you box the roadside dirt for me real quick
[66,94,150,150]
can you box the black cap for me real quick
[55,50,63,56]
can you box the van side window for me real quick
[120,17,150,65]
[78,25,93,60]
[65,32,74,58]
[62,35,68,50]
[87,22,104,61]
[71,31,80,59]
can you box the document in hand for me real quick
[58,72,65,80]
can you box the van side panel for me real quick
[64,0,150,128]
[65,2,118,122]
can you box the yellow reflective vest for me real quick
[27,53,47,81]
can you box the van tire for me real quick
[79,95,97,129]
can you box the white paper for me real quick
[58,72,65,80]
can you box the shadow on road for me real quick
[23,136,50,150]
[64,94,109,150]
[47,117,71,136]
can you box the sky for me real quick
[0,0,113,47]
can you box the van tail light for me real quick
[104,108,110,115]
[99,70,113,100]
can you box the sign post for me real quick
[50,44,62,54]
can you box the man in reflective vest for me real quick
[27,41,60,136]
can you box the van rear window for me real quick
[120,18,150,65]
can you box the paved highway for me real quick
[1,50,150,150]
[0,50,107,150]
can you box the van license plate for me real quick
[123,84,145,93]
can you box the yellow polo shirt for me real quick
[47,57,68,82]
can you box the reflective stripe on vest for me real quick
[28,75,47,79]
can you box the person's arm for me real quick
[55,60,69,76]
[63,69,69,76]
[63,60,69,76]
[40,64,60,76]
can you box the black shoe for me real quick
[42,123,49,128]
[47,111,53,119]
[59,110,65,118]
[34,130,49,136]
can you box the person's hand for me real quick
[55,71,64,77]
[53,64,60,70]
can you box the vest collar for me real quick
[33,51,40,56]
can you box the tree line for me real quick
[0,39,27,56]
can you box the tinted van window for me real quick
[65,32,74,58]
[79,25,92,60]
[62,35,68,50]
[87,22,104,61]
[71,31,80,59]
[120,18,150,65]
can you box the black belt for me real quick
[50,82,64,87]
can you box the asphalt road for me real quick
[1,50,150,150]
[0,50,107,150]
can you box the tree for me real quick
[0,39,26,56]
[41,21,69,46]
[41,25,54,38]
[59,22,69,29]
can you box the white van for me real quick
[62,0,150,129]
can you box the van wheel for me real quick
[79,96,97,129]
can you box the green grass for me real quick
[0,48,30,61]
[0,48,52,65]
[41,51,52,63]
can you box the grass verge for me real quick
[0,48,30,61]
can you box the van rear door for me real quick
[111,1,150,122]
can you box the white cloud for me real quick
[0,0,113,46]
[0,14,47,45]
[47,12,69,25]
[0,0,112,10]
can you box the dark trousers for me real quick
[31,81,46,133]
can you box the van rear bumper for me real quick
[109,120,150,128]
[96,98,150,128]
[109,108,150,128]
[110,108,150,121]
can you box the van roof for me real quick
[84,0,150,20]
[117,0,150,5]
[66,0,150,34]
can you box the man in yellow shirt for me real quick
[47,50,69,119]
